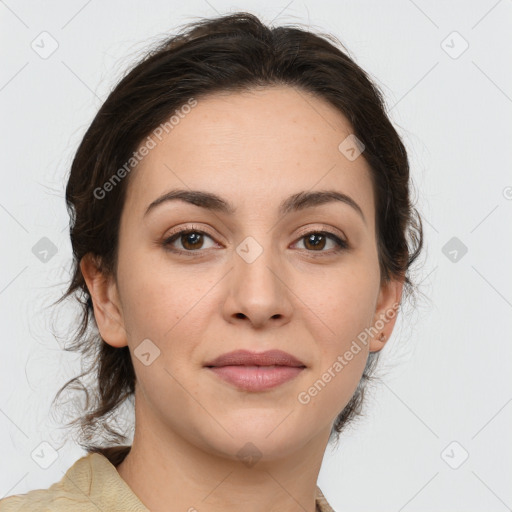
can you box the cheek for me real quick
[297,320,369,429]
[296,261,378,341]
[292,269,376,416]
[116,242,208,341]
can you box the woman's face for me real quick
[88,85,402,461]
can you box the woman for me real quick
[1,11,423,512]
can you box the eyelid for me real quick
[164,223,347,243]
[162,223,349,254]
[294,223,347,243]
[164,223,220,241]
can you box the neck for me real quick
[116,392,331,512]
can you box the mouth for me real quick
[204,349,306,392]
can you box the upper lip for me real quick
[204,349,306,368]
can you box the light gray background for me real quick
[1,1,511,511]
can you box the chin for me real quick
[196,413,312,463]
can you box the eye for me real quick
[162,227,218,253]
[292,230,348,254]
[162,226,349,256]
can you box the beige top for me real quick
[0,451,336,511]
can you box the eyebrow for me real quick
[144,188,366,224]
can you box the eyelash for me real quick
[162,224,349,257]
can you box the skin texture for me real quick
[81,85,404,512]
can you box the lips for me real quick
[204,349,306,392]
[204,349,306,368]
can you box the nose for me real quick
[222,240,294,329]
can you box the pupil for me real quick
[307,234,325,250]
[184,233,202,248]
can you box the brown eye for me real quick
[303,233,327,251]
[180,232,204,250]
[163,229,217,253]
[295,231,348,253]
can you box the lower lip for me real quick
[207,365,305,391]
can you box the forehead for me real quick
[123,86,375,224]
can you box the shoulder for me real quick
[0,487,53,511]
[0,453,96,511]
[316,485,338,512]
[0,451,147,511]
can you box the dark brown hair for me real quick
[52,11,424,465]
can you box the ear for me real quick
[80,253,127,348]
[369,275,404,353]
